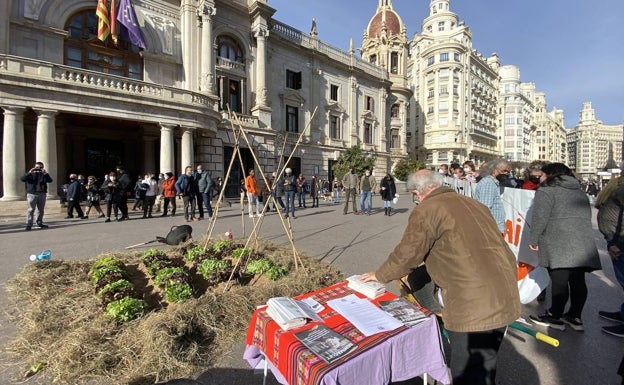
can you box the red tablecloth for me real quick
[244,281,450,385]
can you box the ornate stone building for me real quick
[567,102,624,181]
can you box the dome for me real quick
[367,9,403,38]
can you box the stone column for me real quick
[200,2,215,94]
[254,27,268,107]
[34,109,58,199]
[180,0,197,91]
[1,107,26,201]
[159,124,176,174]
[180,127,194,174]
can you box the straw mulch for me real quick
[3,238,343,385]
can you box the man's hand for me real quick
[359,272,378,282]
[609,245,622,260]
[529,244,539,252]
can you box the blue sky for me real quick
[267,0,624,129]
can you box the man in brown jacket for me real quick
[360,169,520,385]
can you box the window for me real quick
[330,115,341,139]
[439,101,448,111]
[454,53,460,62]
[428,88,434,98]
[453,85,458,95]
[364,123,373,144]
[286,70,302,89]
[286,105,299,132]
[438,21,445,31]
[391,129,400,149]
[439,85,448,95]
[216,79,242,113]
[330,84,339,101]
[390,52,399,74]
[64,10,143,79]
[426,25,433,33]
[217,35,243,62]
[365,96,375,112]
[427,56,434,66]
[391,104,400,118]
[369,54,377,64]
[440,53,449,62]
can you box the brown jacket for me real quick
[375,186,520,332]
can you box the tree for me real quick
[392,157,426,181]
[332,146,376,179]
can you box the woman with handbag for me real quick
[380,172,396,216]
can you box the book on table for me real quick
[294,324,357,363]
[346,275,386,299]
[266,297,323,331]
[378,297,431,327]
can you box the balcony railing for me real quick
[216,56,245,74]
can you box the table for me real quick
[244,281,450,385]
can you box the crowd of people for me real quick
[18,157,624,382]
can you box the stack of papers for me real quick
[346,275,386,299]
[266,297,323,331]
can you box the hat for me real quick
[285,168,292,174]
[165,172,173,177]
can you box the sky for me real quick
[267,0,624,129]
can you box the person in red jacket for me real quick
[160,172,177,217]
[245,169,261,218]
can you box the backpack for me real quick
[156,225,193,245]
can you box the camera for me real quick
[33,168,42,173]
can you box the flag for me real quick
[110,0,118,45]
[117,0,147,49]
[96,0,110,42]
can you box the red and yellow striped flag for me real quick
[96,0,110,42]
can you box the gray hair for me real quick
[407,170,444,193]
[479,158,508,177]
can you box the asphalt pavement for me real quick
[1,196,623,385]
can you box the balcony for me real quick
[216,56,246,75]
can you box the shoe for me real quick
[257,213,263,217]
[354,212,360,215]
[160,213,168,217]
[562,315,584,332]
[25,226,32,231]
[64,215,73,219]
[603,324,624,338]
[186,218,191,222]
[599,310,624,323]
[37,223,48,229]
[148,215,153,218]
[98,214,105,218]
[105,218,111,223]
[529,312,565,331]
[116,217,121,222]
[83,216,89,219]
[78,216,85,219]
[192,217,199,221]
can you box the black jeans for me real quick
[447,327,506,385]
[549,267,588,318]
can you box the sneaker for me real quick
[249,214,254,218]
[562,315,584,332]
[25,226,32,231]
[529,312,565,331]
[105,218,111,223]
[36,223,48,229]
[603,324,624,338]
[599,310,624,323]
[98,214,105,218]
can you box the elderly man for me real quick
[474,158,510,233]
[360,169,520,385]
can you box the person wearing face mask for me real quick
[84,176,105,219]
[462,161,478,183]
[176,166,198,222]
[280,168,297,218]
[522,160,549,191]
[359,168,377,215]
[438,163,449,176]
[342,167,360,215]
[103,171,122,222]
[474,159,510,234]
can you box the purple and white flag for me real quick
[117,0,147,49]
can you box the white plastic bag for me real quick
[392,194,399,205]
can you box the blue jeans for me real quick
[298,191,306,207]
[285,191,296,217]
[613,255,624,317]
[360,190,372,213]
[201,192,213,217]
[333,188,340,203]
[383,199,391,208]
[26,192,47,226]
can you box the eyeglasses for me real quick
[499,169,510,174]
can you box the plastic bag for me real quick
[392,194,399,205]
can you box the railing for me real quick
[216,56,246,73]
[0,54,211,107]
[271,20,388,80]
[221,111,259,127]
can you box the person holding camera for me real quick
[20,161,53,231]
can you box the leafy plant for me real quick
[231,247,253,260]
[392,157,426,181]
[245,258,274,275]
[212,240,232,253]
[197,258,232,279]
[92,256,125,272]
[153,267,188,287]
[98,279,134,297]
[91,265,125,284]
[105,297,148,323]
[164,283,193,303]
[145,259,175,276]
[143,248,166,259]
[265,265,288,281]
[185,245,209,262]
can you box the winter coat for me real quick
[175,174,194,196]
[359,174,377,192]
[245,175,259,196]
[598,183,624,247]
[196,171,213,194]
[380,176,396,201]
[66,180,82,201]
[528,175,601,271]
[102,181,122,202]
[161,177,177,198]
[375,186,521,332]
[20,170,52,194]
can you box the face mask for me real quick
[365,172,370,176]
[438,169,446,174]
[110,177,116,181]
[196,170,202,174]
[496,174,508,183]
[529,176,541,184]
[463,168,471,173]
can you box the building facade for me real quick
[567,102,624,181]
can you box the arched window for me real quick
[217,35,244,62]
[64,10,143,79]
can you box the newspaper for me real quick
[346,275,386,299]
[266,297,323,331]
[294,324,357,363]
[378,297,430,327]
